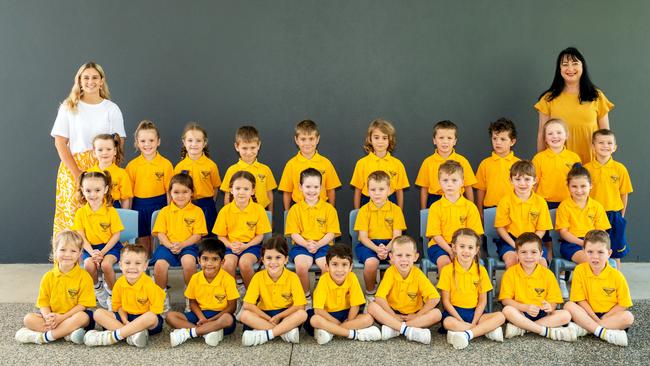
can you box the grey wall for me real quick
[1,0,648,262]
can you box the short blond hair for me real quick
[235,125,260,144]
[438,160,463,178]
[584,230,611,250]
[295,120,319,137]
[51,230,83,262]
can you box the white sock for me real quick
[190,328,198,338]
[400,322,408,335]
[595,326,606,339]
[539,326,549,337]
[348,330,356,339]
[465,330,474,340]
[266,329,275,340]
[43,331,54,343]
[113,329,123,341]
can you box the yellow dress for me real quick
[53,151,96,236]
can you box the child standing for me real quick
[350,119,409,209]
[16,231,96,345]
[426,161,483,270]
[564,230,634,347]
[499,233,575,341]
[222,126,277,211]
[286,168,341,297]
[126,120,174,255]
[474,118,520,215]
[84,245,165,348]
[367,236,442,344]
[416,120,476,209]
[305,244,380,344]
[439,229,505,350]
[494,161,553,268]
[150,173,208,310]
[174,122,221,233]
[240,236,308,346]
[278,120,342,210]
[72,170,124,309]
[90,133,133,208]
[213,171,272,287]
[167,238,238,347]
[584,129,633,268]
[354,171,406,296]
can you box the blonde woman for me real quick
[50,62,125,235]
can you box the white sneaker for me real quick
[235,298,243,321]
[380,325,400,340]
[84,330,117,346]
[550,326,577,342]
[405,327,431,344]
[356,326,381,341]
[103,282,113,311]
[204,329,224,346]
[95,284,109,309]
[603,329,628,347]
[314,329,333,345]
[237,283,246,297]
[485,327,504,342]
[185,298,191,313]
[64,328,86,344]
[281,328,300,343]
[170,328,191,347]
[447,331,469,350]
[567,322,588,337]
[559,279,569,299]
[242,330,269,346]
[505,323,525,338]
[306,294,313,310]
[163,292,171,315]
[126,330,148,348]
[15,328,45,344]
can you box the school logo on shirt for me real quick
[99,222,111,232]
[610,175,619,184]
[214,293,226,303]
[459,215,467,226]
[316,217,326,227]
[407,292,417,301]
[529,211,540,222]
[154,171,164,181]
[257,174,266,182]
[389,170,397,178]
[137,296,149,305]
[564,163,573,169]
[184,217,195,228]
[281,292,293,301]
[201,171,211,180]
[588,213,595,221]
[384,217,394,226]
[246,221,257,230]
[534,288,545,296]
[67,288,79,299]
[319,169,326,176]
[473,280,480,287]
[602,287,616,297]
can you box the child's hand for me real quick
[269,315,281,325]
[43,313,56,329]
[540,301,552,313]
[526,305,540,317]
[404,313,418,322]
[307,241,318,254]
[170,242,182,254]
[46,313,62,329]
[231,242,244,255]
[392,313,403,322]
[196,318,210,326]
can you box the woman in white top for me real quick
[50,62,126,235]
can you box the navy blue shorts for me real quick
[560,239,584,261]
[427,194,442,208]
[594,312,606,319]
[607,211,628,259]
[183,310,236,335]
[355,239,391,264]
[441,306,475,332]
[113,312,164,335]
[82,242,123,262]
[225,243,261,259]
[427,244,450,264]
[304,308,349,336]
[150,244,198,267]
[360,192,397,207]
[113,201,122,209]
[524,309,548,322]
[496,234,548,261]
[194,197,217,238]
[132,194,167,237]
[289,245,329,262]
[242,308,287,331]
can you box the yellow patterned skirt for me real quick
[52,151,97,236]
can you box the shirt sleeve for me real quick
[151,207,168,236]
[353,206,369,232]
[349,274,367,306]
[594,204,612,231]
[163,160,174,192]
[595,90,614,119]
[537,203,554,231]
[554,202,570,230]
[312,277,327,310]
[394,159,410,189]
[210,162,222,189]
[109,207,125,234]
[414,158,430,188]
[220,167,234,193]
[418,271,440,300]
[545,270,564,304]
[436,265,452,292]
[277,162,293,193]
[460,157,477,186]
[533,93,551,115]
[36,272,52,309]
[108,102,126,137]
[213,206,228,236]
[393,205,407,231]
[78,271,97,308]
[478,266,493,293]
[497,268,515,301]
[425,204,442,237]
[50,105,70,138]
[111,281,123,311]
[149,282,166,314]
[324,160,342,190]
[243,274,261,304]
[255,205,272,235]
[192,208,208,236]
[349,159,365,189]
[120,172,134,199]
[616,272,633,308]
[618,164,633,194]
[494,199,511,228]
[225,274,241,301]
[71,210,84,231]
[326,204,341,236]
[290,273,307,306]
[467,204,484,235]
[473,160,488,190]
[375,268,394,299]
[284,206,301,235]
[184,275,197,300]
[264,165,278,190]
[569,266,586,302]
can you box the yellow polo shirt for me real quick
[415,150,476,195]
[354,201,406,240]
[184,269,239,311]
[570,263,632,313]
[152,202,207,242]
[532,148,582,203]
[125,153,174,198]
[376,265,440,314]
[495,191,553,237]
[312,272,366,312]
[584,158,633,212]
[174,154,221,199]
[285,199,341,242]
[499,264,563,306]
[426,196,483,246]
[37,264,96,313]
[438,259,492,308]
[111,273,165,315]
[221,159,277,208]
[212,201,271,242]
[474,152,520,207]
[72,203,124,245]
[278,151,342,203]
[349,152,410,196]
[243,269,307,311]
[555,197,611,237]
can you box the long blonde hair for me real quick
[62,62,111,112]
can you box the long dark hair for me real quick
[538,47,599,103]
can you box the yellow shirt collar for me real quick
[368,200,391,212]
[514,263,542,278]
[295,151,322,163]
[433,149,458,162]
[452,258,478,274]
[298,199,324,210]
[236,159,261,168]
[369,151,392,161]
[491,151,515,161]
[262,268,290,285]
[52,263,81,278]
[197,269,225,286]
